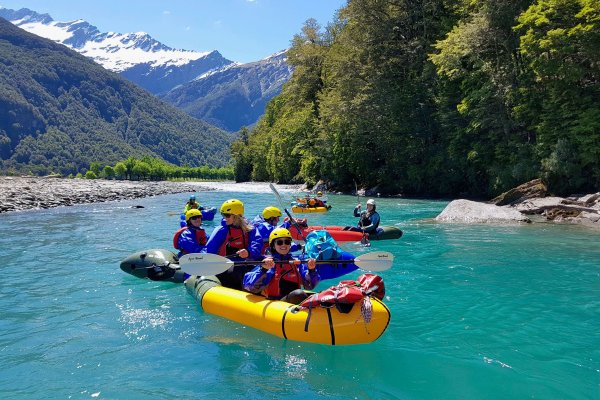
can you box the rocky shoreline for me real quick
[436,179,600,230]
[0,176,209,213]
[2,176,598,231]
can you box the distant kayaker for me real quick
[243,228,320,304]
[183,194,203,213]
[205,199,263,290]
[173,209,207,257]
[344,198,380,234]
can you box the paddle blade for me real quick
[354,251,394,272]
[179,253,233,276]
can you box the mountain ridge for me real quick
[1,6,293,131]
[0,17,233,175]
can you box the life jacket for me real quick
[218,226,247,257]
[264,260,303,299]
[172,226,207,253]
[359,211,380,230]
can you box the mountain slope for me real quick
[161,52,293,131]
[0,7,233,95]
[0,17,233,175]
[1,7,293,132]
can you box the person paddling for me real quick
[205,199,262,290]
[173,209,207,257]
[252,206,305,254]
[243,228,319,304]
[183,194,203,213]
[343,198,380,235]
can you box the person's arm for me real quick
[361,213,380,232]
[242,264,274,293]
[299,259,320,290]
[177,229,205,254]
[246,228,264,260]
[204,226,226,254]
[353,204,362,217]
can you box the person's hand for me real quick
[307,258,316,270]
[357,203,362,208]
[236,249,249,258]
[263,257,274,269]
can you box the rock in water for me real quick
[436,199,531,224]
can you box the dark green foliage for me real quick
[0,18,234,176]
[232,0,599,197]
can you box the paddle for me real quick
[269,183,308,241]
[179,251,394,276]
[354,179,370,246]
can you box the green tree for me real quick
[515,0,600,193]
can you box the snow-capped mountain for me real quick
[1,6,294,131]
[0,7,233,94]
[161,51,293,132]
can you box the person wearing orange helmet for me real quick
[243,228,319,304]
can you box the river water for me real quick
[0,183,598,399]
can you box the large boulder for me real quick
[436,199,531,224]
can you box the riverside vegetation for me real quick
[1,1,598,202]
[232,0,599,199]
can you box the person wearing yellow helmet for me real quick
[205,199,262,289]
[172,209,207,257]
[251,206,307,255]
[243,228,319,304]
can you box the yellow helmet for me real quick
[262,206,282,220]
[220,199,244,215]
[317,191,323,196]
[185,209,202,221]
[269,228,292,244]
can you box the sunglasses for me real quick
[274,239,292,246]
[190,216,201,221]
[221,213,233,218]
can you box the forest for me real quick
[232,0,599,198]
[0,18,233,177]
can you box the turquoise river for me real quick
[0,183,598,399]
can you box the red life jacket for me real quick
[264,262,302,298]
[218,226,247,257]
[172,226,207,253]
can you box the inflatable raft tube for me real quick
[180,207,218,227]
[290,225,402,242]
[291,205,330,213]
[185,275,390,345]
[325,225,403,240]
[370,226,403,240]
[290,225,364,242]
[120,249,186,283]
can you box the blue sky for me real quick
[0,0,347,63]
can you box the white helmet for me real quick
[366,199,376,205]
